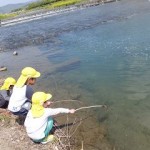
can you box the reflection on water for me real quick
[1,0,150,149]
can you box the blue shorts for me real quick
[12,108,28,116]
[44,117,54,137]
[12,101,31,116]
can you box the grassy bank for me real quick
[0,0,118,20]
[0,13,17,20]
[0,0,86,20]
[26,0,83,10]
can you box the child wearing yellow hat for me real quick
[0,77,16,108]
[8,67,40,116]
[24,91,75,144]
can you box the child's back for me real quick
[0,77,16,109]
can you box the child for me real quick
[8,67,40,116]
[24,91,75,144]
[0,77,16,108]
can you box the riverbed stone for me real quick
[0,66,7,71]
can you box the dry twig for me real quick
[75,105,107,112]
[53,100,83,104]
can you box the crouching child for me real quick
[8,67,40,116]
[24,91,75,144]
[0,77,16,109]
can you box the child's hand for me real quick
[69,109,75,114]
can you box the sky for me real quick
[0,0,36,7]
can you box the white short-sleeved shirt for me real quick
[8,85,28,112]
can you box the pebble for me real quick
[13,51,18,56]
[0,66,7,71]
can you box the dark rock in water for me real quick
[13,51,18,56]
[0,66,7,71]
[47,50,64,58]
[71,94,82,100]
[48,58,81,74]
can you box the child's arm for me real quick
[45,108,75,116]
[26,86,34,101]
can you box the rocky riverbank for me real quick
[0,107,112,150]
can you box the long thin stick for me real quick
[53,100,83,104]
[75,105,107,112]
[70,119,82,137]
[81,141,84,150]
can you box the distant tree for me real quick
[11,8,23,12]
[26,0,60,10]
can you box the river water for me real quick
[1,0,150,149]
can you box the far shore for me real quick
[0,0,120,27]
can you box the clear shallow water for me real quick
[1,0,150,149]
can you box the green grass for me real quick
[46,0,82,9]
[26,0,63,10]
[0,13,17,20]
[0,114,11,123]
[0,0,87,20]
[0,113,17,126]
[26,0,83,10]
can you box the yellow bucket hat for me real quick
[16,67,40,87]
[0,77,16,90]
[31,92,52,118]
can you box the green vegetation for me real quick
[0,113,17,126]
[0,114,11,123]
[26,0,58,10]
[12,8,24,12]
[26,0,83,10]
[0,0,87,20]
[47,0,82,9]
[0,13,17,20]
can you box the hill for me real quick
[0,3,28,14]
[0,0,38,13]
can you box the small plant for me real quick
[0,13,17,20]
[48,0,82,8]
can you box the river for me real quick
[1,0,150,149]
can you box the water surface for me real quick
[1,0,150,149]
